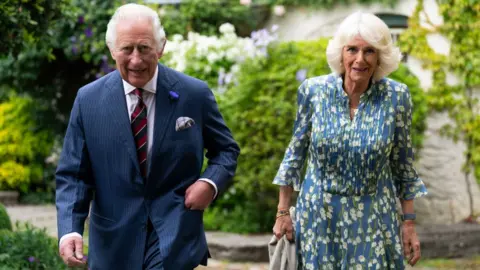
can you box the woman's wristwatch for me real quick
[401,213,416,221]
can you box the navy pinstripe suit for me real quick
[56,64,240,270]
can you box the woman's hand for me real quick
[273,214,294,241]
[402,221,421,266]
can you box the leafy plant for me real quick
[159,0,271,37]
[0,0,71,57]
[0,203,11,231]
[272,0,398,8]
[0,223,87,269]
[0,95,54,192]
[163,23,278,92]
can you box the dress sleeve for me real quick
[273,80,313,191]
[390,84,427,200]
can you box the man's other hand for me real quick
[184,181,215,210]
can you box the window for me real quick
[375,13,409,62]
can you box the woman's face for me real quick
[342,36,378,84]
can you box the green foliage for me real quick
[159,0,270,37]
[0,204,11,231]
[204,39,427,233]
[273,0,398,8]
[0,223,86,270]
[0,0,136,135]
[19,191,56,205]
[0,96,54,192]
[398,1,480,189]
[157,0,400,38]
[0,0,71,57]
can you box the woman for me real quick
[272,12,427,270]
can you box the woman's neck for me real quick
[343,78,370,96]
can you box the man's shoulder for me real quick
[76,70,120,99]
[161,64,210,95]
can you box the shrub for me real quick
[159,0,270,37]
[204,38,428,233]
[0,203,11,231]
[163,23,277,93]
[0,95,54,192]
[0,223,86,269]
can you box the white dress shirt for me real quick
[59,66,217,245]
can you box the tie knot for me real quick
[133,88,143,99]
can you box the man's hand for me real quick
[184,181,215,210]
[59,235,86,267]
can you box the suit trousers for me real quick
[143,219,163,270]
[142,219,197,270]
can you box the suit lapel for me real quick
[104,71,141,176]
[148,64,180,177]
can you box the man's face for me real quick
[110,18,164,88]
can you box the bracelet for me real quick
[276,213,290,219]
[276,208,290,219]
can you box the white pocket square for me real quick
[175,117,195,131]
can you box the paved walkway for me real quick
[5,205,473,270]
[6,204,58,237]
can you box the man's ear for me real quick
[157,39,167,59]
[109,46,116,61]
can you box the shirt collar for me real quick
[123,65,158,95]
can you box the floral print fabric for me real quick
[273,74,427,270]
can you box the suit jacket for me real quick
[55,64,240,270]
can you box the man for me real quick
[56,3,239,270]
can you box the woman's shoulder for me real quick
[301,73,339,93]
[377,77,409,94]
[378,77,412,108]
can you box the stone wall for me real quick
[415,113,480,224]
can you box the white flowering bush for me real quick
[162,23,278,93]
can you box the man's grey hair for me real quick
[106,3,166,51]
[326,12,402,81]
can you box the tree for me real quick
[398,0,480,220]
[0,0,71,57]
[0,0,131,134]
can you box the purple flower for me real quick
[224,73,233,85]
[71,46,78,55]
[101,54,108,62]
[169,91,179,101]
[70,36,77,43]
[28,256,35,263]
[78,16,84,24]
[259,47,268,57]
[85,27,93,38]
[217,70,225,86]
[296,69,307,82]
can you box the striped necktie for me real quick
[130,88,148,178]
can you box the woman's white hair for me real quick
[106,3,166,51]
[326,12,402,81]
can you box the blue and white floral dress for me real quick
[273,74,427,270]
